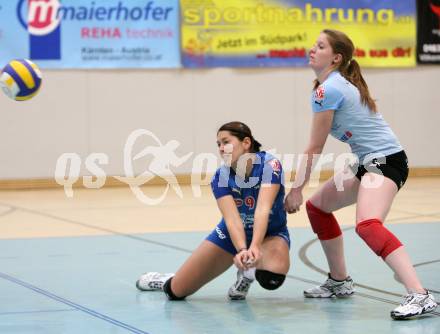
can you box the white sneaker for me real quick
[136,272,174,291]
[228,270,254,300]
[391,291,438,320]
[304,274,355,298]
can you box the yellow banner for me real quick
[181,0,416,67]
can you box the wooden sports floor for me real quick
[0,177,439,333]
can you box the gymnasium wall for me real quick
[0,66,439,180]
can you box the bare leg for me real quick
[356,173,425,293]
[385,248,424,293]
[308,173,360,280]
[320,236,347,281]
[257,236,290,274]
[171,240,233,297]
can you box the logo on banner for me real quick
[17,0,62,60]
[430,1,440,30]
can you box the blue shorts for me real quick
[206,220,291,255]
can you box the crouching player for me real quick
[136,121,290,300]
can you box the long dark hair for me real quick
[315,29,377,112]
[217,121,262,153]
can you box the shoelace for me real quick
[321,278,337,290]
[236,278,251,292]
[403,294,415,305]
[401,293,427,306]
[321,278,347,291]
[148,281,163,289]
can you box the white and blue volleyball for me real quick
[0,59,42,101]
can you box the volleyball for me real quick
[0,59,42,101]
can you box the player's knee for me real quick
[355,218,402,260]
[255,269,286,290]
[163,277,187,301]
[306,200,342,240]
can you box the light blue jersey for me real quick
[311,71,402,163]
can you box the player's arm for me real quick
[216,195,247,252]
[285,110,334,214]
[296,110,334,191]
[251,183,280,247]
[292,82,342,193]
[247,158,283,264]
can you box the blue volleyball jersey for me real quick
[211,151,287,236]
[311,71,402,163]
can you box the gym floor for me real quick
[0,177,439,333]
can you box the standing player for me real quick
[136,121,290,300]
[284,29,437,319]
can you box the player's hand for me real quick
[246,244,262,267]
[284,188,303,214]
[233,249,250,270]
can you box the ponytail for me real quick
[252,139,262,153]
[341,59,377,112]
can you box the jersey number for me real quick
[244,196,255,209]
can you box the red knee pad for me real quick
[355,219,403,260]
[306,200,342,240]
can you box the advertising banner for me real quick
[181,0,416,68]
[417,0,440,64]
[0,0,180,68]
